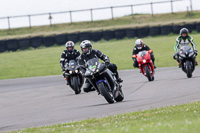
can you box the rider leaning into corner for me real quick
[132,39,156,69]
[78,40,123,93]
[173,28,198,68]
[60,41,80,81]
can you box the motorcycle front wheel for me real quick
[144,66,152,81]
[72,76,81,94]
[185,60,192,78]
[97,82,114,104]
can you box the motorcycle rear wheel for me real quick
[114,87,124,102]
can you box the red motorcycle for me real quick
[133,50,155,81]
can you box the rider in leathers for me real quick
[132,39,156,68]
[78,40,123,92]
[60,41,80,78]
[173,28,198,67]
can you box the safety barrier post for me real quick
[28,15,31,28]
[7,17,10,29]
[150,3,154,16]
[111,7,114,19]
[90,9,93,22]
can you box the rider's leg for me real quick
[133,59,139,68]
[150,53,156,68]
[108,63,123,83]
[83,79,95,92]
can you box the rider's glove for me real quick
[173,52,178,60]
[194,50,198,55]
[62,71,65,77]
[105,60,110,66]
[173,54,176,60]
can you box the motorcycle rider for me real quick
[60,41,80,79]
[132,39,156,68]
[174,28,198,67]
[78,40,123,92]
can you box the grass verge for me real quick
[11,101,200,133]
[0,33,200,80]
[1,11,200,40]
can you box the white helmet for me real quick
[65,41,74,52]
[135,39,144,50]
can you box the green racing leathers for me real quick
[174,35,197,52]
[174,35,198,65]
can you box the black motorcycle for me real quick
[64,60,84,94]
[178,46,197,78]
[84,58,124,104]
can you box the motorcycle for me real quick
[64,60,84,94]
[177,46,197,78]
[84,58,124,104]
[133,50,155,81]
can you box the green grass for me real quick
[1,11,200,40]
[0,33,200,80]
[11,102,200,133]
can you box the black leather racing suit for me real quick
[132,44,155,68]
[78,49,120,92]
[60,49,80,71]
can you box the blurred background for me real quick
[0,0,199,29]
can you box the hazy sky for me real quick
[0,0,195,17]
[0,0,199,29]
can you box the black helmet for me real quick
[180,28,189,39]
[65,41,74,52]
[80,40,92,55]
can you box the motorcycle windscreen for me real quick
[180,46,192,53]
[138,51,147,57]
[69,60,77,69]
[86,58,100,72]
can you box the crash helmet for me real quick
[180,28,189,39]
[65,41,75,52]
[135,39,144,50]
[80,40,92,55]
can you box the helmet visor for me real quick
[67,47,73,50]
[137,44,143,49]
[181,33,187,37]
[82,48,89,53]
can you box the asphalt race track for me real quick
[1,67,200,132]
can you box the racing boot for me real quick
[65,78,69,85]
[178,63,182,68]
[115,71,123,83]
[195,61,198,66]
[154,65,157,69]
[117,78,123,83]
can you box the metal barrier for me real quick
[0,0,189,29]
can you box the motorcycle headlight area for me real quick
[69,71,73,74]
[189,52,194,57]
[75,70,78,73]
[143,59,146,63]
[179,53,186,58]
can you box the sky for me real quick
[0,0,199,29]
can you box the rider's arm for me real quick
[95,49,110,63]
[188,36,197,50]
[132,47,137,60]
[174,36,180,52]
[75,50,81,60]
[78,55,86,74]
[143,44,151,51]
[60,51,66,70]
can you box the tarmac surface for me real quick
[0,67,200,132]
